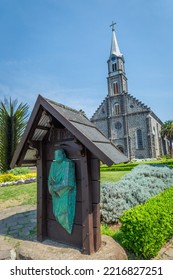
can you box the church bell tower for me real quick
[91,23,166,160]
[107,22,128,97]
[106,22,129,156]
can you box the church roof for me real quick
[110,28,122,57]
[10,95,128,168]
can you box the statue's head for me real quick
[54,149,66,163]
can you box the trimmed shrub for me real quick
[101,164,173,223]
[8,167,30,175]
[120,187,173,258]
[101,163,137,172]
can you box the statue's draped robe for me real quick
[48,149,76,234]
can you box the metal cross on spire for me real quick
[110,21,116,31]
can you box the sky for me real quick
[0,0,173,122]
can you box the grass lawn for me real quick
[0,170,129,210]
[100,170,128,182]
[0,182,37,210]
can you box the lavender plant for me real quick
[100,164,173,223]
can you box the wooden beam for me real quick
[36,125,50,130]
[11,103,44,168]
[80,149,94,254]
[37,141,47,241]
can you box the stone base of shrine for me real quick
[1,235,127,260]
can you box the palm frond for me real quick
[0,97,29,172]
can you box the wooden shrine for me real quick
[11,95,128,255]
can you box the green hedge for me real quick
[101,163,137,172]
[100,160,173,172]
[120,187,173,259]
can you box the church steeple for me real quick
[110,22,122,57]
[107,22,128,96]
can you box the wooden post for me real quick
[37,141,47,241]
[80,150,94,254]
[90,157,101,251]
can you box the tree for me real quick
[161,120,173,158]
[0,97,29,172]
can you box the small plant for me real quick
[8,167,30,175]
[101,224,116,238]
[28,227,37,239]
[162,154,172,160]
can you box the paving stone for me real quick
[9,224,23,230]
[160,254,172,260]
[0,220,8,225]
[154,237,173,260]
[20,229,32,237]
[0,236,14,260]
[0,250,11,260]
[164,247,173,258]
[0,225,9,235]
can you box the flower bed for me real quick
[0,173,37,187]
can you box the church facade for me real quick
[91,25,167,160]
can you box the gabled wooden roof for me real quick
[10,95,128,168]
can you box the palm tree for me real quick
[0,97,29,172]
[161,120,173,158]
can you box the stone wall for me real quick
[91,93,165,159]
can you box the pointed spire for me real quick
[110,22,122,57]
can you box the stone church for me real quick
[91,24,167,160]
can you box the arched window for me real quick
[136,129,143,149]
[113,82,118,94]
[114,103,120,115]
[112,63,117,72]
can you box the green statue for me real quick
[48,149,76,234]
